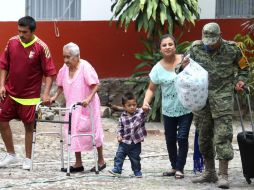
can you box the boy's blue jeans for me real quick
[113,142,141,173]
[163,113,193,173]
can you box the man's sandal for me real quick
[162,170,176,176]
[175,171,184,179]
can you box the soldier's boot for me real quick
[192,159,218,183]
[217,160,229,189]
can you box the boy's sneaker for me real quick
[0,153,19,168]
[134,171,142,178]
[22,158,31,170]
[108,169,121,177]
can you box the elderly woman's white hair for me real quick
[63,42,80,57]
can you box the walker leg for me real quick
[30,130,36,171]
[67,134,71,176]
[60,139,64,171]
[93,137,99,174]
[59,113,64,170]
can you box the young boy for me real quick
[109,92,148,178]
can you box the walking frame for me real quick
[31,102,99,176]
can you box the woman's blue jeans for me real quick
[163,113,193,172]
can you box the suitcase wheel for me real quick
[245,177,251,184]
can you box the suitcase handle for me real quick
[235,86,254,139]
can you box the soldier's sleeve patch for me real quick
[236,42,249,69]
[238,56,248,69]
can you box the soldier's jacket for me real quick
[186,40,249,118]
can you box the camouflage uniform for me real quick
[189,39,249,161]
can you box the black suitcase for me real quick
[235,88,254,184]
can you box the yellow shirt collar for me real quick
[19,35,38,48]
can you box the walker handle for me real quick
[234,85,250,94]
[243,85,250,94]
[76,102,82,106]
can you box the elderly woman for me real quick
[50,42,106,173]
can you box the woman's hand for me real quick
[49,95,57,104]
[181,54,190,68]
[49,87,63,105]
[81,97,91,107]
[142,102,151,113]
[0,85,6,101]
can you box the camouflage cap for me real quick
[202,22,221,45]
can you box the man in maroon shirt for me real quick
[0,16,56,170]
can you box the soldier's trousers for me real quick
[194,105,234,161]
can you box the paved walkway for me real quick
[0,118,253,189]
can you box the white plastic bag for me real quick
[175,58,208,111]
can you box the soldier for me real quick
[179,22,249,188]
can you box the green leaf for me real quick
[136,13,144,31]
[166,10,173,34]
[129,0,141,19]
[191,0,199,10]
[161,0,169,6]
[140,0,147,11]
[140,39,153,53]
[176,3,185,25]
[147,19,155,37]
[182,5,195,25]
[152,0,159,20]
[111,0,118,12]
[119,10,128,27]
[131,71,150,78]
[124,16,131,29]
[170,0,177,14]
[114,0,128,16]
[159,3,167,25]
[184,0,192,7]
[124,1,140,29]
[135,62,153,70]
[143,11,149,32]
[135,52,154,60]
[146,0,154,20]
[176,41,191,53]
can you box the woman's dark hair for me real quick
[122,92,136,105]
[159,34,176,47]
[18,16,36,32]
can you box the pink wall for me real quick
[0,19,248,78]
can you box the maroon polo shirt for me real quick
[0,35,56,98]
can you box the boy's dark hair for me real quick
[18,16,36,32]
[122,92,136,105]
